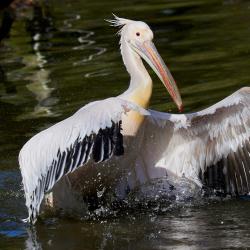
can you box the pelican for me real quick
[19,16,250,224]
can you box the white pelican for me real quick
[19,16,250,223]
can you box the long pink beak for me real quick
[132,40,183,112]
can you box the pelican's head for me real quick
[107,15,183,112]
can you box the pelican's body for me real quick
[19,17,250,223]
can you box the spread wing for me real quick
[19,97,148,223]
[143,87,250,196]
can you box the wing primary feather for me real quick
[55,151,66,181]
[93,132,103,162]
[241,145,250,191]
[103,128,110,161]
[113,121,124,156]
[202,159,227,195]
[64,146,75,175]
[235,148,249,193]
[228,154,239,195]
[50,159,57,181]
[71,138,81,170]
[226,156,236,194]
[213,163,219,188]
[83,135,93,164]
[230,153,245,193]
[109,135,113,157]
[45,163,54,191]
[217,160,226,192]
[208,166,213,187]
[242,145,250,171]
[100,136,104,162]
[76,138,87,167]
[40,176,46,201]
[222,158,230,194]
[54,152,62,179]
[46,159,57,191]
[239,146,250,172]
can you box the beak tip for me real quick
[178,104,183,113]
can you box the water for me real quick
[1,0,250,249]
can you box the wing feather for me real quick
[19,97,148,223]
[144,87,250,195]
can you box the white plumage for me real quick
[137,88,250,187]
[19,97,148,221]
[19,16,250,223]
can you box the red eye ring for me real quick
[136,32,140,36]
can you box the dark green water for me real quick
[1,0,250,249]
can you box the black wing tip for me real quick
[26,120,125,221]
[92,120,124,163]
[202,139,250,197]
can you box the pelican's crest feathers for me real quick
[106,14,133,27]
[106,14,134,35]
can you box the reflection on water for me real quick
[17,201,250,249]
[18,2,58,119]
[1,0,250,249]
[0,64,16,95]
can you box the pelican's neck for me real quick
[119,38,152,108]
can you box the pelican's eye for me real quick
[136,32,140,37]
